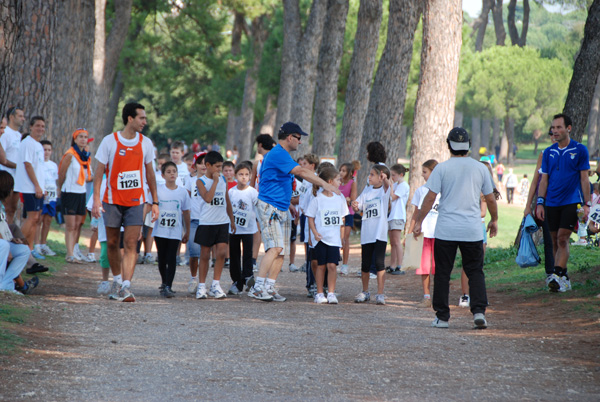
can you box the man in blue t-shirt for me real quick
[536,113,591,293]
[248,122,340,302]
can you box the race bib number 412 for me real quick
[159,210,178,228]
[118,171,142,190]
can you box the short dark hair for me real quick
[122,102,145,126]
[553,113,572,128]
[366,142,386,164]
[0,170,15,200]
[40,140,52,147]
[183,152,195,162]
[30,116,45,126]
[234,163,251,174]
[161,161,177,174]
[223,161,235,169]
[204,150,224,166]
[157,153,170,161]
[5,106,22,120]
[171,141,184,151]
[256,134,276,150]
[371,164,390,179]
[448,143,468,156]
[391,164,406,176]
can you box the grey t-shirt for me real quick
[425,157,494,241]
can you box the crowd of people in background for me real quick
[1,104,597,329]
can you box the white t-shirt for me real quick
[43,160,59,204]
[185,174,203,220]
[94,131,154,180]
[411,185,440,239]
[197,175,229,225]
[176,162,189,186]
[355,185,391,243]
[305,192,348,248]
[14,136,45,194]
[61,156,89,194]
[0,126,22,176]
[228,185,258,235]
[147,184,190,240]
[388,180,409,221]
[425,157,494,241]
[298,178,314,214]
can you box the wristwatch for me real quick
[585,201,592,207]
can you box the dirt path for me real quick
[1,246,599,401]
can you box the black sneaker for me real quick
[26,263,49,274]
[163,286,175,298]
[17,276,40,294]
[390,267,405,275]
[385,266,394,273]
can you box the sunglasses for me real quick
[291,134,302,141]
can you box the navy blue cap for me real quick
[447,127,470,151]
[279,122,308,136]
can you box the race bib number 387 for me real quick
[118,171,142,190]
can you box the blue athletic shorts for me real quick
[42,201,57,217]
[22,193,44,212]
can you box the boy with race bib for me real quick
[193,151,235,299]
[185,152,206,294]
[35,140,58,256]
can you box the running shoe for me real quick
[137,254,145,265]
[459,294,470,307]
[418,297,432,308]
[385,266,394,273]
[40,244,57,256]
[224,258,230,268]
[108,281,121,299]
[354,291,370,303]
[73,244,87,261]
[307,284,316,298]
[31,249,45,260]
[375,294,386,305]
[208,285,227,299]
[289,263,299,272]
[266,286,286,302]
[327,292,338,304]
[431,318,449,328]
[340,264,348,276]
[314,293,327,304]
[26,263,49,274]
[65,255,82,264]
[369,273,377,279]
[558,275,572,292]
[247,285,273,301]
[97,281,111,295]
[195,286,207,299]
[299,262,306,273]
[16,276,39,295]
[390,267,405,275]
[473,313,487,329]
[87,253,96,263]
[546,274,561,292]
[245,276,255,292]
[117,285,136,302]
[188,278,198,294]
[162,286,175,298]
[143,254,155,264]
[2,289,24,296]
[228,283,242,295]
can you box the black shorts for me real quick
[61,192,87,216]
[195,223,229,247]
[299,214,307,243]
[290,220,297,242]
[545,204,578,232]
[313,241,340,266]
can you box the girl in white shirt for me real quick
[306,167,348,304]
[387,164,409,275]
[351,165,391,305]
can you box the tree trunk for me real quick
[453,110,463,127]
[500,128,508,162]
[225,11,248,151]
[231,11,246,57]
[471,116,481,159]
[407,0,462,222]
[563,0,600,144]
[0,1,22,112]
[492,117,501,158]
[226,110,240,153]
[481,118,491,151]
[102,69,124,136]
[275,0,302,129]
[337,0,383,165]
[507,0,530,47]
[238,16,270,163]
[312,0,349,157]
[587,74,600,154]
[259,94,277,137]
[491,0,506,46]
[398,125,408,158]
[472,0,492,52]
[357,0,422,188]
[505,116,515,165]
[290,0,329,156]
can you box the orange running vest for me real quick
[103,132,145,206]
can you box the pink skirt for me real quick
[416,237,435,275]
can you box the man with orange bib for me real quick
[92,103,159,302]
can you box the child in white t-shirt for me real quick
[407,159,440,308]
[306,167,348,304]
[387,164,409,275]
[351,165,391,305]
[35,140,59,257]
[227,162,258,294]
[170,141,189,186]
[185,152,206,294]
[146,161,191,298]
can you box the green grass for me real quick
[0,304,29,355]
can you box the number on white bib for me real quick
[589,205,600,224]
[364,199,381,220]
[117,170,142,190]
[159,210,178,228]
[45,184,57,203]
[320,210,342,227]
[233,208,248,228]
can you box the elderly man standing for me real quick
[248,122,340,302]
[413,127,498,329]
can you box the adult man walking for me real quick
[413,127,498,329]
[248,122,340,302]
[535,113,591,293]
[92,103,159,302]
[1,106,25,224]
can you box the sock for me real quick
[199,283,206,288]
[266,278,276,289]
[424,294,431,299]
[113,274,122,284]
[122,280,131,288]
[191,276,197,281]
[553,266,562,276]
[252,258,257,265]
[255,277,266,289]
[212,280,220,288]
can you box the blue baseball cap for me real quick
[279,122,308,136]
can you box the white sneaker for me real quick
[188,278,198,294]
[266,286,287,302]
[473,313,488,329]
[354,291,370,303]
[252,263,258,273]
[327,292,338,304]
[208,285,227,299]
[144,254,155,264]
[87,253,96,262]
[228,283,242,295]
[546,274,561,292]
[41,244,57,256]
[558,276,572,292]
[375,294,386,305]
[289,263,299,272]
[248,285,273,301]
[195,286,207,299]
[431,318,449,328]
[73,244,87,261]
[340,264,348,276]
[369,273,377,279]
[459,294,470,307]
[97,281,111,295]
[314,293,327,304]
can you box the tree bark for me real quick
[259,94,277,137]
[563,0,600,144]
[481,118,491,151]
[0,1,22,113]
[504,116,515,165]
[507,0,530,47]
[472,0,492,52]
[275,0,302,129]
[312,0,349,157]
[471,116,481,159]
[225,11,247,151]
[337,0,383,165]
[587,74,600,155]
[453,110,463,127]
[398,125,408,158]
[290,0,329,156]
[408,0,462,220]
[226,110,240,153]
[102,69,124,136]
[357,0,422,188]
[492,117,501,157]
[491,0,506,46]
[237,16,270,163]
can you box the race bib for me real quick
[320,210,342,227]
[210,191,225,207]
[364,198,381,220]
[233,208,249,228]
[117,170,142,190]
[589,204,600,224]
[45,184,57,203]
[159,210,178,228]
[431,202,439,214]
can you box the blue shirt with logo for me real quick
[541,139,590,207]
[257,144,299,211]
